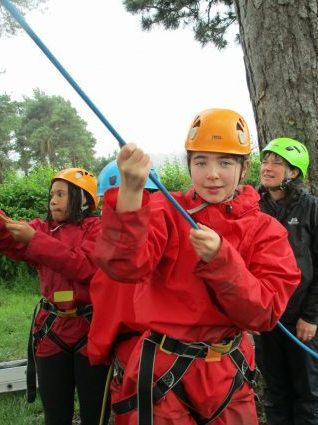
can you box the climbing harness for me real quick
[112,333,259,424]
[26,298,92,403]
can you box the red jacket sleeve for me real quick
[0,211,35,262]
[95,189,169,283]
[0,213,101,283]
[194,220,301,331]
[25,220,101,282]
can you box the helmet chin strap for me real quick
[222,161,243,203]
[211,160,244,204]
[268,176,293,193]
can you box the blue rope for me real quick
[2,0,317,360]
[0,0,198,230]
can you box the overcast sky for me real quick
[0,0,256,159]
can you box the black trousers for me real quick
[36,351,110,425]
[258,324,318,425]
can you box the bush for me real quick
[243,154,261,187]
[159,159,191,192]
[0,166,55,220]
[0,166,55,281]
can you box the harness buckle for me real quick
[210,339,234,354]
[204,338,236,362]
[159,335,173,355]
[56,308,77,318]
[205,348,222,362]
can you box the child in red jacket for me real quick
[0,168,109,425]
[89,160,162,366]
[94,109,300,425]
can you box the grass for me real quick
[0,272,89,424]
[0,272,39,361]
[0,393,44,425]
[0,272,44,424]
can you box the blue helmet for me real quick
[97,160,161,196]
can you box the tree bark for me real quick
[235,0,318,194]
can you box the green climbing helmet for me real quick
[260,137,310,178]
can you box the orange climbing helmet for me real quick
[52,168,98,210]
[185,108,251,155]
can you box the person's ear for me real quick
[81,191,87,206]
[241,159,250,180]
[287,167,300,179]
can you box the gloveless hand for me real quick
[5,221,36,244]
[189,223,221,263]
[296,317,317,342]
[117,143,152,193]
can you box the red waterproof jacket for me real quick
[88,269,142,365]
[91,185,300,421]
[0,213,100,356]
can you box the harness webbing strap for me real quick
[149,331,238,357]
[40,298,92,319]
[113,342,194,415]
[138,338,155,425]
[26,301,41,403]
[229,347,259,388]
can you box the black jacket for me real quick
[259,186,318,325]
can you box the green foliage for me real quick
[159,159,191,192]
[0,165,55,280]
[15,90,97,173]
[0,94,20,182]
[0,90,99,176]
[243,154,261,187]
[124,0,236,48]
[92,151,118,176]
[0,257,31,283]
[0,165,54,220]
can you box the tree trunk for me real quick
[235,0,318,195]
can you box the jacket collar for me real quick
[184,185,260,218]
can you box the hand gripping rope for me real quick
[2,0,318,361]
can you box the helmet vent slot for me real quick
[236,120,244,132]
[286,145,301,153]
[193,117,201,128]
[75,171,84,179]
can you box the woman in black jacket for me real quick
[258,137,318,425]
